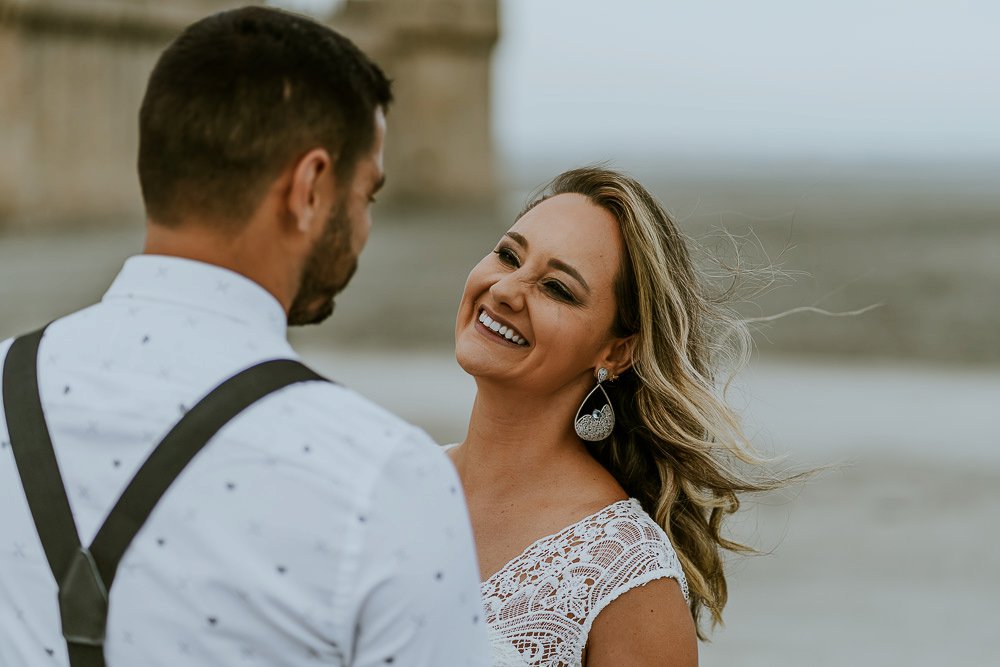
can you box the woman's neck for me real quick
[454,380,597,501]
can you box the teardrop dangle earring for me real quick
[574,367,615,442]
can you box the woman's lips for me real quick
[477,307,529,347]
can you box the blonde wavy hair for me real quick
[522,167,787,639]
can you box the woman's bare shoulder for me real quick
[585,576,697,667]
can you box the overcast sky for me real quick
[494,0,999,162]
[277,0,1000,162]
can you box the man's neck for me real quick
[143,220,296,315]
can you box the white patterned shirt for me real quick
[0,255,490,667]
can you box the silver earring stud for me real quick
[574,367,614,441]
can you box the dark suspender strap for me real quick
[3,327,106,666]
[3,329,329,667]
[66,644,105,667]
[89,358,328,589]
[3,327,83,582]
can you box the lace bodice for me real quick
[481,498,688,667]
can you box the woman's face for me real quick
[455,193,626,394]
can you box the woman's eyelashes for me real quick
[494,246,520,267]
[492,245,579,304]
[542,280,576,302]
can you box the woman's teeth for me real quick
[479,311,528,346]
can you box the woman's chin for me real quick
[454,341,485,377]
[455,335,506,379]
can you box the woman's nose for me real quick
[489,272,525,311]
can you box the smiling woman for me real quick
[448,167,788,666]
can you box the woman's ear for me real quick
[598,334,637,379]
[286,147,332,233]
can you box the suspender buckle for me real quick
[59,547,109,647]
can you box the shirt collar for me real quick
[103,255,288,339]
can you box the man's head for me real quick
[138,6,391,324]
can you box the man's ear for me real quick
[286,148,332,233]
[598,334,637,379]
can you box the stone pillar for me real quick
[0,0,498,229]
[0,0,238,229]
[0,12,24,223]
[332,0,499,206]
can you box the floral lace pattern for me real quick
[481,498,688,667]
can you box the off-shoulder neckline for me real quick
[481,498,641,585]
[441,444,650,586]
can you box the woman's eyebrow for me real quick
[505,231,528,247]
[549,258,590,293]
[504,231,590,294]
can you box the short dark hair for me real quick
[138,6,392,226]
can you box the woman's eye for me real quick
[494,247,520,267]
[543,281,575,302]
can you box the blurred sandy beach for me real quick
[3,190,998,664]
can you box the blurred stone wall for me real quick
[0,0,498,230]
[0,0,220,228]
[335,0,498,205]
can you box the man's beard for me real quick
[287,201,358,326]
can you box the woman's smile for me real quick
[476,306,530,347]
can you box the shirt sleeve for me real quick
[349,432,490,667]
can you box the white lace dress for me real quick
[481,498,689,667]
